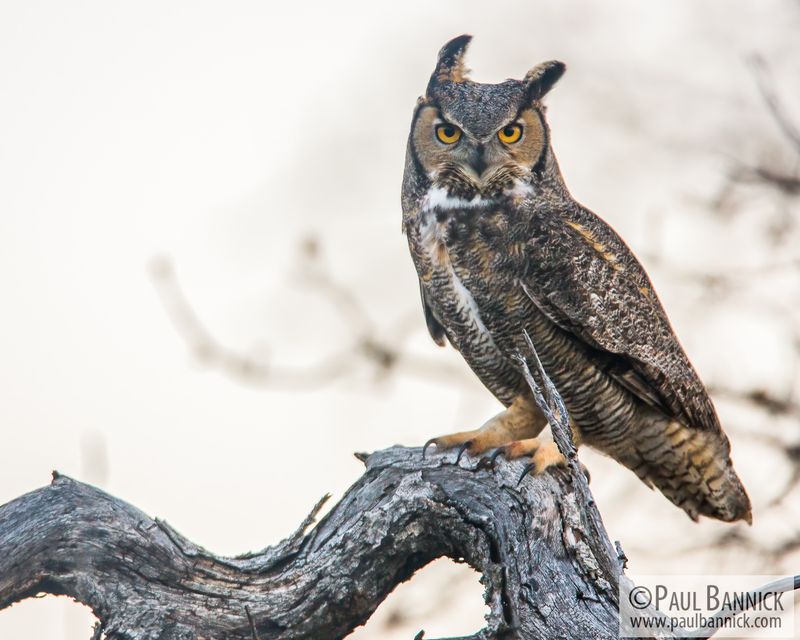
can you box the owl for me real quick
[402,35,751,523]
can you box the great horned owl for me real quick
[402,35,751,523]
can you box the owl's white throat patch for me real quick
[420,186,489,213]
[420,182,533,213]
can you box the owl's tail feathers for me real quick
[623,420,752,524]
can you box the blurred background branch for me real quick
[149,244,465,389]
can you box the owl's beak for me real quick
[468,145,488,178]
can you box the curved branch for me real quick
[0,447,621,640]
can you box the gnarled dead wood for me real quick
[0,446,622,640]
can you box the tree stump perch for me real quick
[0,446,623,639]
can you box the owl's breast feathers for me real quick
[406,188,540,405]
[406,191,722,437]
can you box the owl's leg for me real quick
[423,394,546,461]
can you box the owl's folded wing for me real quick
[520,209,721,433]
[420,280,447,347]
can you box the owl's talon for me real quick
[455,440,473,464]
[489,448,507,467]
[517,462,537,485]
[422,438,438,459]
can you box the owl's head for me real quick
[405,35,565,199]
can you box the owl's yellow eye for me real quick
[435,123,462,145]
[498,124,523,144]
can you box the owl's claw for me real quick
[421,396,547,465]
[422,438,475,463]
[455,441,473,464]
[474,448,506,471]
[489,448,507,467]
[517,462,537,485]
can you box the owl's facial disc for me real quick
[411,103,547,195]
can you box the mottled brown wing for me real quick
[520,206,721,432]
[420,280,447,347]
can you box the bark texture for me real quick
[0,446,622,640]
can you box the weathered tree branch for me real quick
[0,447,622,640]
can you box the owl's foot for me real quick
[423,395,545,462]
[481,436,566,482]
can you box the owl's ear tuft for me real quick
[524,60,566,101]
[428,34,472,92]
